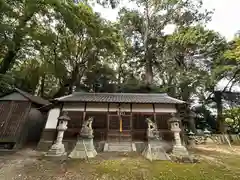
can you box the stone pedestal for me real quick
[68,117,97,159]
[142,139,170,161]
[69,138,97,159]
[46,142,67,157]
[143,118,170,161]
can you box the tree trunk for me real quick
[0,12,35,74]
[145,58,153,85]
[143,0,153,86]
[34,76,41,96]
[215,91,224,133]
[53,64,84,98]
[68,64,81,94]
[40,74,45,97]
[0,49,20,74]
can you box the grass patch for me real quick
[93,158,240,180]
[3,148,240,180]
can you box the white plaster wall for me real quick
[86,103,108,112]
[45,108,60,129]
[63,103,85,111]
[155,104,176,113]
[59,102,177,113]
[132,104,154,112]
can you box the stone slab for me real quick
[104,142,136,152]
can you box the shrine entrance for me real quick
[107,114,132,142]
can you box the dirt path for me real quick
[196,144,240,155]
[194,145,240,172]
[0,149,41,180]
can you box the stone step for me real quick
[104,142,136,152]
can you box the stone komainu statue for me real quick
[80,117,94,138]
[146,118,159,139]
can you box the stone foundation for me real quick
[37,129,56,151]
[37,140,53,151]
[45,143,66,157]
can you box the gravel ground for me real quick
[0,150,136,180]
[0,149,40,180]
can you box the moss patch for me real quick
[92,158,240,180]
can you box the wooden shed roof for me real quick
[0,88,50,106]
[55,92,185,104]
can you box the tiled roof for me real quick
[55,92,185,104]
[0,88,50,106]
[15,88,50,105]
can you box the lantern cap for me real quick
[58,111,71,121]
[203,128,211,134]
[188,130,195,136]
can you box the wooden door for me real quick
[107,115,132,142]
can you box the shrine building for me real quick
[38,92,185,152]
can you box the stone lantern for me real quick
[203,128,211,137]
[189,111,197,133]
[169,113,189,156]
[46,111,70,157]
[203,128,211,144]
[188,130,195,148]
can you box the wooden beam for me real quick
[83,102,87,121]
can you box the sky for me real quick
[93,0,240,41]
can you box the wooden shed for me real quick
[0,88,50,150]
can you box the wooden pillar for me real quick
[153,104,156,122]
[83,103,87,122]
[130,103,133,141]
[107,103,110,141]
[119,118,122,132]
[130,104,133,129]
[107,103,110,142]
